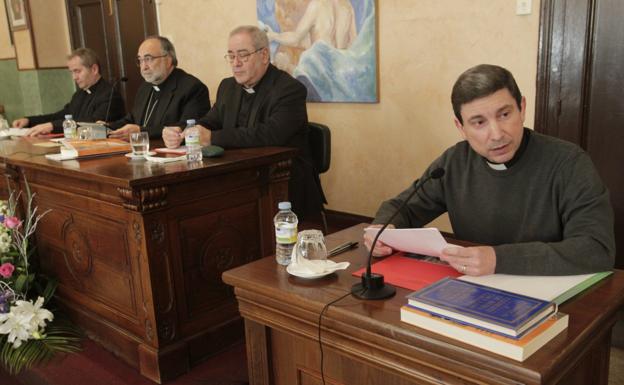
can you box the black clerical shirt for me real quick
[27,77,125,132]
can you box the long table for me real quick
[0,138,296,383]
[223,224,624,385]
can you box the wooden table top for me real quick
[223,223,624,384]
[0,137,297,188]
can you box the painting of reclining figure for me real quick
[258,0,378,103]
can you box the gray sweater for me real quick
[373,130,615,275]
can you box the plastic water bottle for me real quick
[0,116,8,133]
[185,119,202,162]
[274,201,298,265]
[62,114,77,139]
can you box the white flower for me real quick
[0,201,8,216]
[0,230,11,254]
[0,310,32,348]
[0,297,54,348]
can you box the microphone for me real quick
[351,167,446,300]
[104,76,128,124]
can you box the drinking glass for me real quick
[78,126,92,140]
[295,230,327,264]
[130,132,149,156]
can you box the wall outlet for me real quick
[516,0,532,15]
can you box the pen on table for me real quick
[328,241,358,258]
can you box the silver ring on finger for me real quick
[461,264,467,273]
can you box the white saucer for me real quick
[125,151,155,159]
[286,260,350,279]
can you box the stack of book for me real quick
[45,139,131,160]
[401,278,569,361]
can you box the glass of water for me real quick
[295,230,328,265]
[130,132,149,156]
[78,126,92,140]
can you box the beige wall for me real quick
[30,0,71,68]
[160,0,541,229]
[13,29,35,69]
[0,0,15,59]
[0,0,70,67]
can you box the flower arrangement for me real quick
[0,181,81,375]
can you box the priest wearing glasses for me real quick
[162,25,324,219]
[107,36,210,140]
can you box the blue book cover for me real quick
[406,277,556,335]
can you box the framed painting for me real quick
[5,0,29,31]
[257,0,378,103]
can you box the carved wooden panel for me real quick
[118,185,168,212]
[37,206,138,319]
[178,201,261,318]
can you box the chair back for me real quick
[308,122,331,174]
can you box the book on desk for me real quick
[405,277,557,338]
[45,139,131,160]
[401,305,569,361]
[401,277,567,361]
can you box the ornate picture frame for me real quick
[5,0,29,31]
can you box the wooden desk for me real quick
[223,224,624,385]
[0,138,296,383]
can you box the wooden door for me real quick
[66,0,158,112]
[536,0,624,268]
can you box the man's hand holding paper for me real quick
[439,245,496,276]
[363,226,497,276]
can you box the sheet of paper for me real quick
[33,141,62,148]
[5,128,28,136]
[45,152,76,161]
[365,227,449,257]
[144,154,187,163]
[458,273,607,303]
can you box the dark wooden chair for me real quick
[308,122,331,233]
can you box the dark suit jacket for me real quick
[199,64,324,219]
[109,68,210,138]
[28,77,125,132]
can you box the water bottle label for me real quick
[186,133,199,145]
[275,223,297,244]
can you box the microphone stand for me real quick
[351,168,445,300]
[104,77,127,124]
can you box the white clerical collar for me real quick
[486,161,507,170]
[85,88,92,94]
[243,86,255,94]
[153,85,160,92]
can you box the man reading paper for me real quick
[365,64,615,276]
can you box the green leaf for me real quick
[13,274,28,294]
[0,317,82,375]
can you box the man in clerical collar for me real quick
[162,25,325,219]
[13,48,125,136]
[107,36,210,140]
[365,64,615,276]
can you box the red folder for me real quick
[352,254,462,291]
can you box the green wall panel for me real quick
[37,69,75,114]
[0,59,73,123]
[0,59,24,122]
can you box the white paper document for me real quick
[458,272,611,304]
[364,227,450,257]
[144,154,187,163]
[0,128,28,138]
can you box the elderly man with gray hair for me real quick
[162,25,324,219]
[107,35,210,140]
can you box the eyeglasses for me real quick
[224,47,265,64]
[136,54,167,67]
